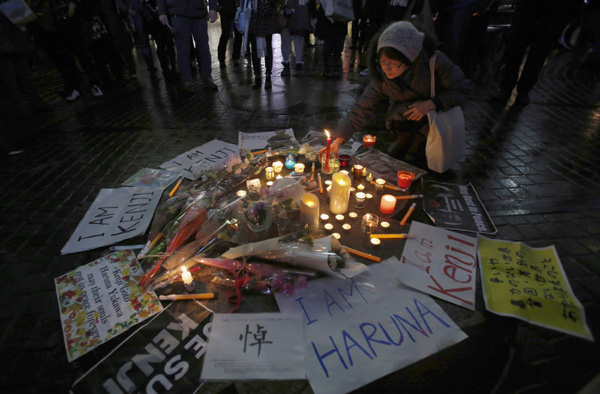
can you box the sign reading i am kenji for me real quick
[61,187,161,254]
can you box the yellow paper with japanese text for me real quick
[478,236,593,341]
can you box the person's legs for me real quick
[218,10,233,65]
[131,14,156,72]
[232,29,243,62]
[281,28,292,63]
[191,16,213,80]
[250,34,262,87]
[293,34,305,64]
[171,16,193,84]
[265,35,273,89]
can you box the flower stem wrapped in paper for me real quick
[222,231,369,279]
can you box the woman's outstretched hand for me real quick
[317,137,344,160]
[403,100,436,121]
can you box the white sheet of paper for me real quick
[61,187,161,254]
[160,139,238,180]
[238,129,297,151]
[398,221,478,310]
[201,313,306,380]
[275,258,468,394]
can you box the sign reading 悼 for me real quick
[160,139,238,180]
[61,187,161,254]
[398,221,478,310]
[275,258,468,394]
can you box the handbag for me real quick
[425,52,466,173]
[323,0,354,22]
[234,0,252,34]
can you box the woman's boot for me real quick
[252,74,262,89]
[265,73,272,89]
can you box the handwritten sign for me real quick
[71,301,211,393]
[478,236,594,341]
[275,258,467,394]
[398,221,477,310]
[201,313,305,380]
[122,168,181,190]
[61,187,161,254]
[160,139,238,180]
[423,181,496,234]
[238,129,297,151]
[55,250,163,362]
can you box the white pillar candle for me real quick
[329,171,351,214]
[272,161,283,173]
[294,163,305,173]
[299,192,320,231]
[379,194,397,214]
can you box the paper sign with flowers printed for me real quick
[55,249,163,362]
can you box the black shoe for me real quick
[219,61,226,69]
[514,93,530,106]
[252,78,261,89]
[281,63,291,76]
[264,75,272,89]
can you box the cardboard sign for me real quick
[55,250,163,362]
[478,236,593,341]
[275,258,468,394]
[61,187,161,254]
[398,221,478,310]
[238,129,297,151]
[160,140,238,180]
[71,300,212,393]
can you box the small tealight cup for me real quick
[348,212,358,218]
[320,214,330,221]
[397,171,415,192]
[375,178,386,193]
[355,192,367,209]
[332,233,341,239]
[294,163,305,173]
[324,223,334,231]
[272,161,283,173]
[361,213,379,234]
[342,223,351,231]
[339,154,352,168]
[370,237,381,246]
[335,214,344,221]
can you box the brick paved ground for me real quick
[0,23,599,393]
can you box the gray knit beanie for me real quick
[377,21,424,63]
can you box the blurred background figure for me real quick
[217,0,243,68]
[248,0,280,89]
[279,0,313,76]
[315,0,348,78]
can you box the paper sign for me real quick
[160,139,239,180]
[71,301,211,393]
[122,168,181,190]
[423,181,496,234]
[398,221,478,310]
[478,236,593,341]
[238,129,297,151]
[275,258,468,394]
[61,187,161,254]
[202,313,305,380]
[55,250,163,362]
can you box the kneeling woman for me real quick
[323,21,470,165]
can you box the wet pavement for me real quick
[1,23,600,393]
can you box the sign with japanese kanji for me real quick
[201,313,306,380]
[478,236,593,341]
[398,221,478,310]
[160,139,239,180]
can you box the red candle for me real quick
[379,194,397,214]
[363,134,376,150]
[325,129,331,172]
[397,171,415,191]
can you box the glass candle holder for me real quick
[265,167,275,181]
[361,213,379,234]
[321,153,335,175]
[375,178,386,193]
[294,163,305,173]
[397,171,415,192]
[285,154,296,169]
[363,134,376,150]
[272,161,283,173]
[355,192,366,209]
[352,164,364,179]
[339,154,352,168]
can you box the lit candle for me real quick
[380,221,390,228]
[329,171,351,214]
[320,214,329,221]
[236,190,247,198]
[355,191,366,209]
[356,184,365,192]
[349,212,358,218]
[363,134,376,150]
[276,174,283,180]
[353,164,363,179]
[266,181,273,187]
[181,267,193,286]
[324,223,333,231]
[246,178,261,195]
[324,129,332,173]
[370,238,381,246]
[375,178,386,193]
[335,214,344,221]
[272,161,283,173]
[327,185,332,197]
[366,173,373,182]
[379,194,397,214]
[366,193,373,199]
[285,154,296,169]
[299,192,320,231]
[325,180,332,187]
[342,223,351,231]
[294,163,305,173]
[265,167,275,180]
[397,171,415,191]
[332,233,341,239]
[340,170,350,176]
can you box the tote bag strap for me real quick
[429,51,438,98]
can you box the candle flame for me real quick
[181,266,188,273]
[306,201,314,207]
[324,129,330,138]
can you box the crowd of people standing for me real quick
[1,0,597,118]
